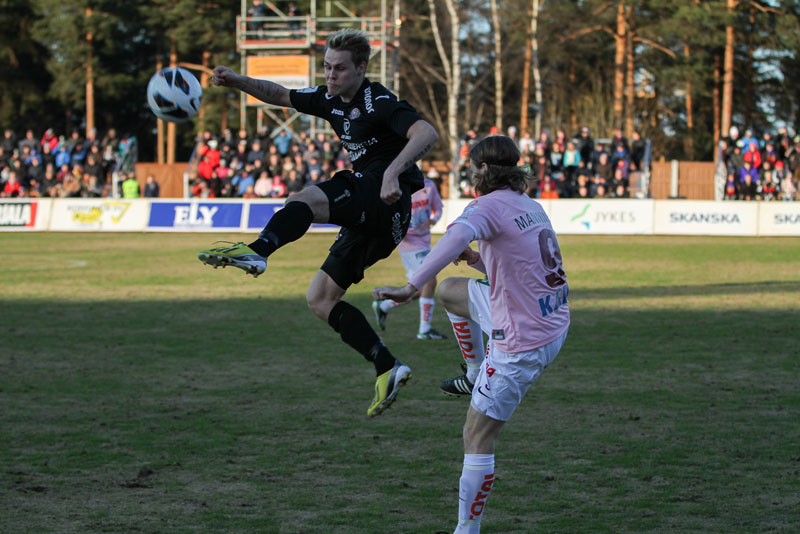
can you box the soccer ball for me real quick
[146,67,202,123]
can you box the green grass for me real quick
[1,233,799,533]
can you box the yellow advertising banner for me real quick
[246,55,311,104]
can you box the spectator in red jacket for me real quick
[2,169,23,197]
[41,128,58,152]
[743,141,762,169]
[197,154,214,181]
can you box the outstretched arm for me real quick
[212,65,292,108]
[380,120,438,204]
[373,222,475,302]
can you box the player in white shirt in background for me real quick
[371,177,448,340]
[374,135,570,534]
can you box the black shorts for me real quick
[316,169,419,289]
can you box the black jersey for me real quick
[290,79,424,190]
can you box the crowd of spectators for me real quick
[456,125,648,199]
[7,121,798,203]
[189,124,651,201]
[188,126,351,199]
[0,127,138,199]
[719,126,799,201]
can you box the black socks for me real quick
[249,201,314,257]
[254,202,397,376]
[328,301,396,375]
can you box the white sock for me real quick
[379,299,402,313]
[454,454,495,534]
[446,311,485,382]
[419,297,435,333]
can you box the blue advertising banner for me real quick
[247,202,283,230]
[246,202,339,232]
[148,201,243,229]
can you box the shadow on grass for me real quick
[1,298,798,534]
[576,279,800,300]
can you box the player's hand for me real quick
[212,66,238,87]
[380,174,401,204]
[453,247,480,266]
[372,283,416,303]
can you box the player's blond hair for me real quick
[469,135,529,195]
[326,29,371,68]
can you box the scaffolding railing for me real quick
[235,0,398,135]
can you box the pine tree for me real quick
[0,0,58,131]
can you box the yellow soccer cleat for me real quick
[197,241,266,277]
[367,359,412,417]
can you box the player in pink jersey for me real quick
[373,135,569,534]
[371,178,448,339]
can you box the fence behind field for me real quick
[650,161,716,199]
[135,160,717,201]
[2,197,798,236]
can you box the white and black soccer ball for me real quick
[146,67,202,123]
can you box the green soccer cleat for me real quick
[197,241,266,277]
[367,360,412,417]
[371,300,388,331]
[417,328,447,340]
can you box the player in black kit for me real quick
[197,29,439,416]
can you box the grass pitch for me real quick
[1,232,798,533]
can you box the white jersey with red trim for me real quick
[398,178,443,253]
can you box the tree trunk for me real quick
[532,0,542,138]
[713,53,721,159]
[427,0,461,165]
[612,1,626,128]
[167,41,177,165]
[625,12,635,137]
[156,57,165,164]
[720,0,735,141]
[520,16,531,135]
[198,50,211,131]
[684,39,694,159]
[569,65,577,134]
[447,0,461,166]
[744,8,755,127]
[85,8,95,136]
[220,93,229,133]
[490,0,502,132]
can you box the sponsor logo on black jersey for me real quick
[364,86,374,113]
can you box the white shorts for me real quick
[466,279,568,421]
[399,248,430,280]
[467,278,493,335]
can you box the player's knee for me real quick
[306,289,331,321]
[285,191,313,211]
[437,277,463,310]
[287,186,327,220]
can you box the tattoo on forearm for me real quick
[240,77,284,104]
[399,143,433,173]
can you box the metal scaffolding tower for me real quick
[236,0,400,137]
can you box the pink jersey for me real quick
[453,189,570,352]
[398,179,443,253]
